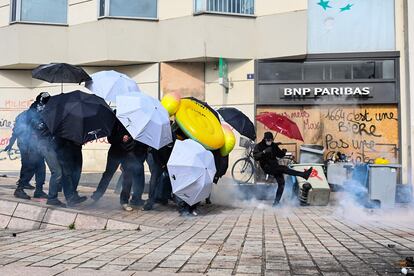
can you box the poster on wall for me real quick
[257,105,399,163]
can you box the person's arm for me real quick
[4,133,16,151]
[253,144,267,160]
[274,143,287,158]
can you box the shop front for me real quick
[255,53,400,165]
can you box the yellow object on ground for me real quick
[175,98,225,150]
[161,92,181,116]
[374,157,390,165]
[220,124,235,156]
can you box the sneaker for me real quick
[14,189,31,200]
[33,190,48,199]
[122,204,133,212]
[191,210,198,216]
[46,199,66,207]
[142,202,154,211]
[303,167,313,180]
[67,195,88,207]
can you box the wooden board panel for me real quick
[257,105,399,163]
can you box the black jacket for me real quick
[108,119,147,153]
[253,139,286,170]
[213,150,229,183]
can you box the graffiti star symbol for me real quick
[340,3,353,12]
[317,0,332,11]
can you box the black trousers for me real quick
[120,151,146,205]
[264,164,306,203]
[93,146,123,199]
[17,147,46,192]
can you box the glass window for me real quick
[330,63,352,80]
[353,62,376,79]
[304,63,324,81]
[259,62,302,81]
[12,0,67,24]
[381,60,395,79]
[102,0,157,19]
[196,0,254,15]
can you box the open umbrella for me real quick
[116,93,172,150]
[32,63,91,93]
[256,112,304,141]
[217,107,256,140]
[85,70,140,102]
[167,139,216,206]
[41,90,116,144]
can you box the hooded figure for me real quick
[253,132,312,206]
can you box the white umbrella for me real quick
[85,70,140,102]
[116,93,172,150]
[167,139,216,206]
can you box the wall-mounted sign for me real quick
[219,57,229,91]
[283,87,371,97]
[257,83,397,106]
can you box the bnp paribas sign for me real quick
[283,87,371,97]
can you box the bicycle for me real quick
[231,137,297,184]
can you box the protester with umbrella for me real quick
[167,139,216,216]
[27,93,85,207]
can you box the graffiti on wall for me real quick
[257,105,399,163]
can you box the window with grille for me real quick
[194,0,254,15]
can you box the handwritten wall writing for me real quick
[257,105,399,163]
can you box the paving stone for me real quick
[0,200,18,216]
[31,259,64,267]
[106,220,140,230]
[13,204,47,222]
[7,217,40,230]
[74,214,107,230]
[0,214,11,228]
[0,266,64,276]
[42,209,76,227]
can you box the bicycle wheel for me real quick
[231,158,254,184]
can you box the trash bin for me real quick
[291,164,330,206]
[368,164,401,208]
[299,145,324,163]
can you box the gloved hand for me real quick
[282,148,287,153]
[4,145,11,152]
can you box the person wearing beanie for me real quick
[253,131,313,206]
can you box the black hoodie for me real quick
[253,139,286,170]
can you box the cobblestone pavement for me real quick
[0,175,414,275]
[0,204,413,276]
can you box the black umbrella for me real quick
[32,63,91,93]
[217,107,256,140]
[41,90,116,144]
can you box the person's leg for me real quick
[33,155,47,198]
[269,165,312,180]
[273,174,286,206]
[130,153,146,206]
[71,146,82,192]
[17,148,36,189]
[120,155,134,207]
[92,147,122,200]
[40,145,65,206]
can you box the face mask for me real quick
[266,141,272,146]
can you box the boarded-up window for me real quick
[160,63,205,100]
[256,105,399,163]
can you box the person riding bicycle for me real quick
[253,132,313,207]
